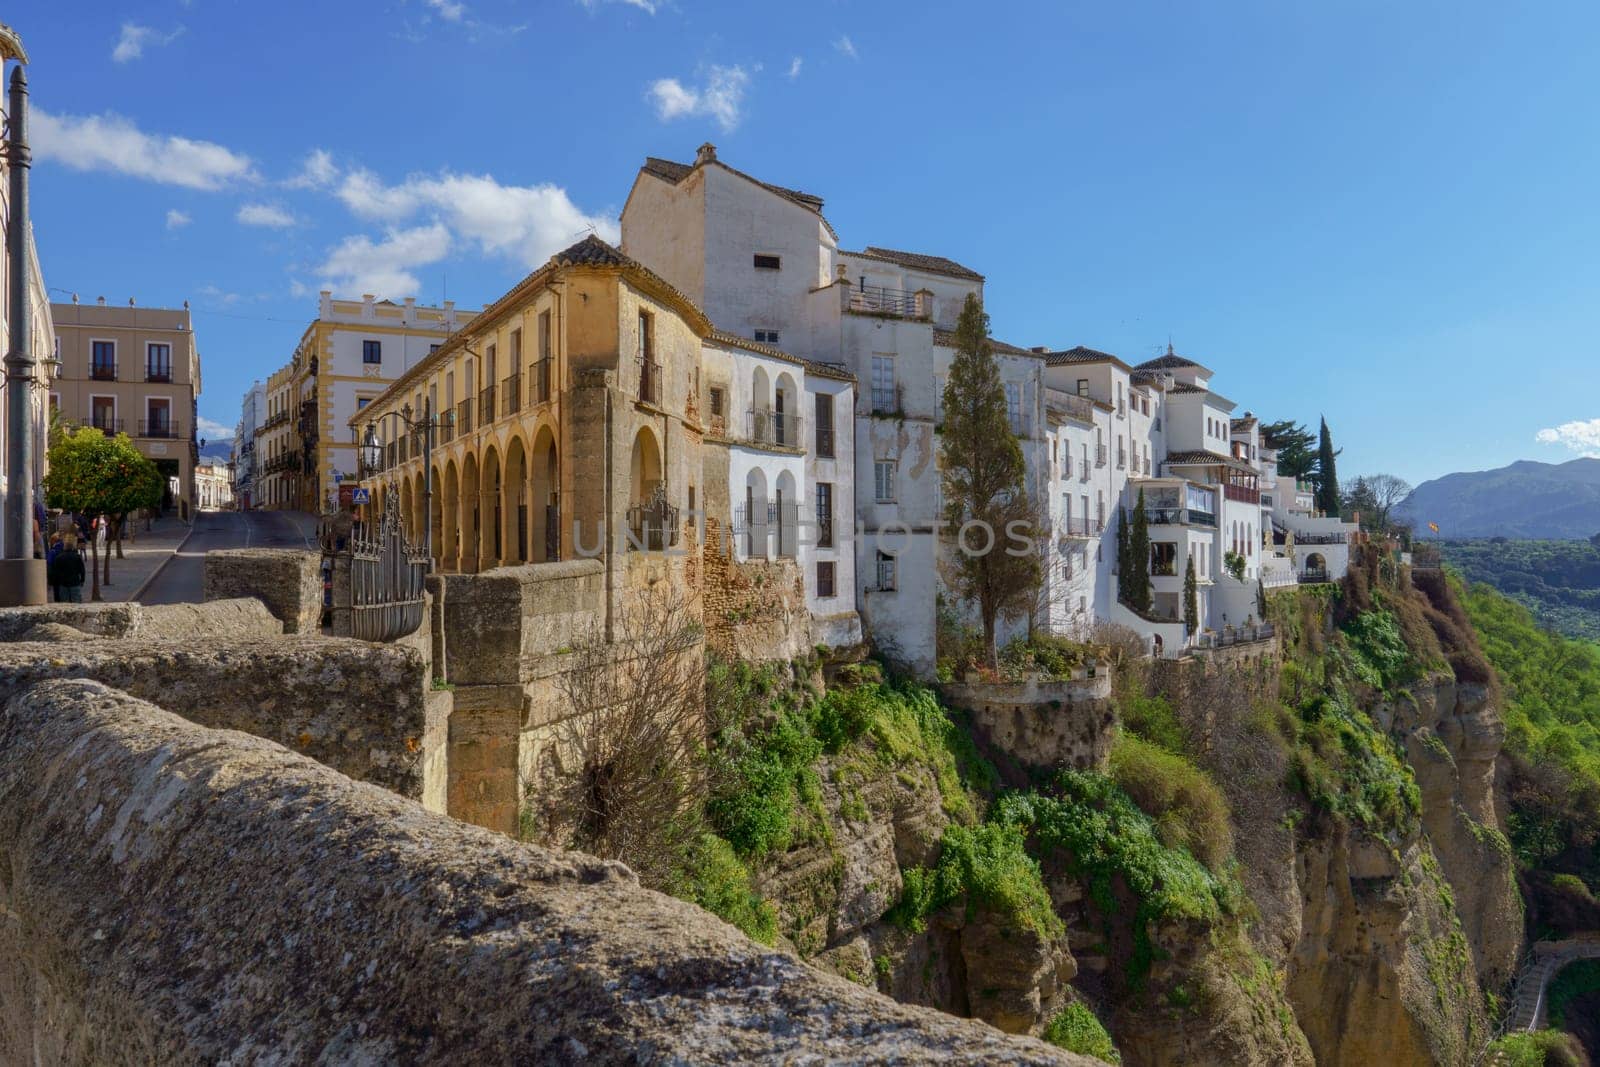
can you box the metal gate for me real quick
[350,492,429,642]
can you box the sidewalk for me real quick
[77,515,192,604]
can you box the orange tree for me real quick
[43,427,164,600]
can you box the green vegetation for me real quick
[1119,693,1185,756]
[996,775,1237,985]
[892,821,1062,938]
[1342,610,1417,691]
[666,833,779,944]
[1487,1030,1589,1067]
[1042,1002,1121,1063]
[1438,538,1600,641]
[1458,579,1600,877]
[1108,734,1233,871]
[1547,958,1600,1031]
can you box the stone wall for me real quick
[437,559,604,686]
[0,637,437,801]
[203,549,322,633]
[941,673,1117,774]
[700,517,812,662]
[0,598,281,643]
[0,679,1087,1066]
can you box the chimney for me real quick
[319,289,333,318]
[96,296,106,306]
[695,142,717,166]
[362,293,375,319]
[404,296,416,324]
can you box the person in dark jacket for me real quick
[48,535,86,603]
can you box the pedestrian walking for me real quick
[45,533,63,601]
[48,534,86,603]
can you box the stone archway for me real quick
[531,425,559,562]
[460,452,480,573]
[503,435,529,564]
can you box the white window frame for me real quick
[876,551,897,592]
[874,459,897,503]
[871,355,895,413]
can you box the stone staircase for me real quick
[1485,937,1600,1063]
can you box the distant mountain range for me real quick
[198,439,233,465]
[1398,457,1600,539]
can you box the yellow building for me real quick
[261,293,474,513]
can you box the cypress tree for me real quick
[1129,489,1152,614]
[1183,557,1199,635]
[939,293,1041,664]
[1315,417,1341,516]
[1116,504,1130,602]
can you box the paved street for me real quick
[138,510,319,605]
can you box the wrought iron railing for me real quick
[502,373,521,416]
[88,417,124,435]
[745,408,803,449]
[1300,567,1330,584]
[1095,444,1108,467]
[1060,516,1091,537]
[90,361,117,381]
[734,505,769,558]
[349,493,429,642]
[638,357,661,405]
[626,485,679,551]
[455,398,473,435]
[531,358,552,404]
[138,419,181,439]
[479,384,496,424]
[146,366,172,383]
[847,285,926,318]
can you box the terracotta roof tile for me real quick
[846,246,984,282]
[642,155,834,237]
[931,328,1042,358]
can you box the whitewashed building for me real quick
[622,145,1352,670]
[233,379,266,508]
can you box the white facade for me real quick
[0,178,54,558]
[621,146,1356,671]
[233,379,265,508]
[195,462,234,510]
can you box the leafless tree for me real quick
[1366,473,1412,533]
[534,586,708,888]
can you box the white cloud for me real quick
[316,223,452,299]
[236,202,296,228]
[834,35,857,60]
[426,0,466,20]
[197,283,240,305]
[787,56,803,80]
[285,148,337,189]
[112,23,183,63]
[580,0,658,14]
[196,416,234,440]
[334,169,618,270]
[646,65,749,132]
[1536,419,1600,457]
[165,208,191,229]
[33,108,256,191]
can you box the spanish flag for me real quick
[1427,522,1439,533]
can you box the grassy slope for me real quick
[1438,539,1600,642]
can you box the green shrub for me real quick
[667,833,778,945]
[707,710,821,858]
[1547,958,1600,1030]
[1120,693,1185,754]
[892,821,1062,937]
[1549,873,1593,901]
[1108,734,1233,871]
[1488,1030,1588,1067]
[996,777,1236,986]
[1342,610,1414,691]
[1042,1002,1120,1063]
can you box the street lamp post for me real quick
[360,398,442,568]
[0,58,42,606]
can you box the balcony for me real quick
[1095,444,1108,468]
[1059,516,1092,538]
[626,487,679,551]
[90,362,117,382]
[439,411,454,443]
[1299,567,1330,584]
[847,285,928,319]
[1293,531,1349,545]
[479,384,496,424]
[1195,622,1277,649]
[1059,392,1094,424]
[1224,483,1261,505]
[816,426,835,459]
[1116,449,1127,470]
[89,417,124,436]
[746,408,803,449]
[502,373,522,417]
[1147,506,1216,528]
[455,398,474,435]
[146,366,173,383]
[637,357,661,406]
[531,358,553,405]
[139,419,182,439]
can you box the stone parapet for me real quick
[0,637,434,800]
[942,673,1117,773]
[436,559,604,686]
[0,599,283,644]
[203,549,322,634]
[0,679,1085,1065]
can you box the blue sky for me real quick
[13,0,1600,485]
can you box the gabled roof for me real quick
[1043,345,1132,372]
[932,328,1042,359]
[1166,449,1257,474]
[845,246,984,282]
[640,154,836,238]
[1164,382,1236,410]
[1134,343,1210,373]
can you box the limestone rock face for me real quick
[957,915,1076,1034]
[1286,831,1487,1067]
[0,679,1096,1066]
